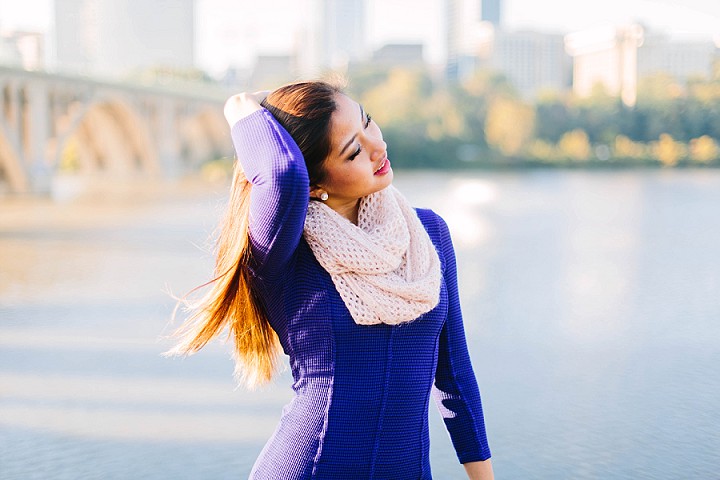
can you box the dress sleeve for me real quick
[230,109,309,282]
[431,214,492,464]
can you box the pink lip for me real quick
[374,158,391,176]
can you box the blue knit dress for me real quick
[232,109,491,479]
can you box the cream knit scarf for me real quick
[303,185,441,326]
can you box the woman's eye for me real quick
[349,145,362,160]
[364,113,372,128]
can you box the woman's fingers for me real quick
[252,90,270,104]
[224,92,265,126]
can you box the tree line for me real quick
[342,64,720,169]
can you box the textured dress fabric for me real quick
[231,109,491,480]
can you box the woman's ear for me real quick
[309,185,328,201]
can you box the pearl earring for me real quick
[320,192,329,201]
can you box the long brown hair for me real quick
[166,81,341,388]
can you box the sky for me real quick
[1,0,719,74]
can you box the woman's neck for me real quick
[326,198,360,225]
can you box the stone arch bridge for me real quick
[0,66,231,194]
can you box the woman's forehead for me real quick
[331,94,361,135]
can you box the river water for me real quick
[1,170,719,479]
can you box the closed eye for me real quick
[348,144,362,160]
[347,112,371,160]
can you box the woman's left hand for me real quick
[223,90,271,127]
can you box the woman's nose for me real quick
[370,140,387,161]
[369,131,386,152]
[364,126,386,159]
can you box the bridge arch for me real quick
[56,98,160,176]
[0,83,29,191]
[177,107,228,168]
[1,66,232,193]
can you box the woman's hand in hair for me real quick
[223,91,271,127]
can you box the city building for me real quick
[54,0,194,77]
[0,31,44,70]
[638,34,717,82]
[248,55,296,89]
[446,0,485,79]
[565,25,644,106]
[298,0,367,75]
[486,29,571,98]
[566,25,718,106]
[446,0,570,98]
[371,44,425,68]
[481,0,502,27]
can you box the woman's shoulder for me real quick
[414,208,450,242]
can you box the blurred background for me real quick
[1,0,719,478]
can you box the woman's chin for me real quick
[378,168,394,187]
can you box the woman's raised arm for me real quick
[224,92,310,282]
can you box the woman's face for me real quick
[313,93,393,210]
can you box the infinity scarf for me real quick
[303,185,441,326]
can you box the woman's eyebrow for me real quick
[339,104,365,156]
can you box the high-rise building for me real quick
[446,0,571,99]
[488,30,571,98]
[566,26,718,106]
[371,44,425,67]
[638,34,717,81]
[54,0,194,77]
[565,25,644,106]
[481,0,501,27]
[325,0,365,67]
[249,55,296,89]
[446,0,484,79]
[298,0,366,74]
[0,31,44,70]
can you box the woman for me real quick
[168,81,493,479]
